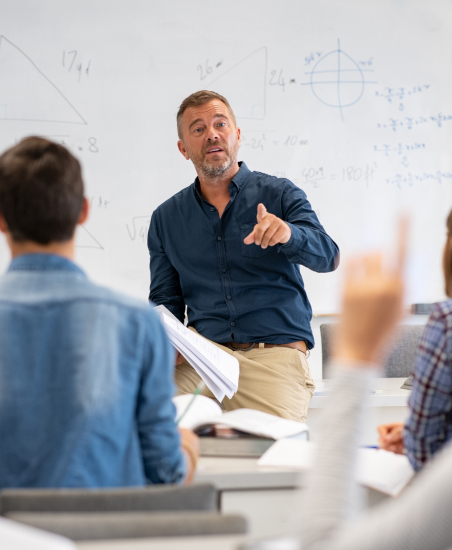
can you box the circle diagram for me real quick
[303,40,377,120]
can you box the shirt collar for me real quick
[7,253,86,276]
[193,161,251,201]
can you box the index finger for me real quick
[396,215,409,274]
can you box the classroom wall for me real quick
[0,0,451,321]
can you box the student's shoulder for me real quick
[430,299,452,328]
[80,281,160,323]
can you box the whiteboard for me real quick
[0,0,451,313]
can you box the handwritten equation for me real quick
[273,164,378,189]
[375,85,430,111]
[377,113,452,131]
[373,142,426,157]
[386,171,452,189]
[242,133,308,151]
[126,215,152,242]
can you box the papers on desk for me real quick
[173,394,309,440]
[155,305,239,402]
[258,439,414,496]
[0,517,76,550]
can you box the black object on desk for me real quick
[199,436,274,458]
[400,374,413,390]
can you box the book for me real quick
[258,439,414,496]
[173,394,309,441]
[154,305,239,402]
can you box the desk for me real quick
[76,453,390,550]
[77,534,247,550]
[77,379,407,548]
[308,377,411,446]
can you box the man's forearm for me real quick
[280,222,340,272]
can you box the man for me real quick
[0,137,198,489]
[148,91,339,422]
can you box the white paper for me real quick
[258,439,414,496]
[173,394,223,430]
[155,305,239,402]
[215,409,309,440]
[0,517,76,550]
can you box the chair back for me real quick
[320,323,425,378]
[5,511,248,540]
[0,483,217,515]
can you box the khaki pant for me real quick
[175,331,315,422]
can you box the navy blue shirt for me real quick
[148,162,339,349]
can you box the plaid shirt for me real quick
[404,300,452,471]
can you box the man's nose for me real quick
[206,126,219,141]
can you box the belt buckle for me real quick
[228,342,255,352]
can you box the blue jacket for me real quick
[0,253,185,489]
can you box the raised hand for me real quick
[334,219,407,364]
[243,203,291,249]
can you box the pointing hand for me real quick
[243,203,291,249]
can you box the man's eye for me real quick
[217,122,226,128]
[193,128,202,133]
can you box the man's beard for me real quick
[192,141,239,179]
[199,155,235,178]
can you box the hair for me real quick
[0,137,84,244]
[444,209,452,297]
[176,90,236,139]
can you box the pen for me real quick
[175,380,206,425]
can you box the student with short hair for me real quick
[0,137,198,489]
[378,210,452,471]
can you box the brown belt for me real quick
[222,340,307,354]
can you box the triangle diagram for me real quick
[0,36,86,124]
[206,47,267,120]
[75,226,103,249]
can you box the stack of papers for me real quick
[258,439,414,496]
[155,305,239,402]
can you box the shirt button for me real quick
[230,322,235,326]
[217,236,222,241]
[210,207,215,212]
[227,295,231,300]
[222,268,226,273]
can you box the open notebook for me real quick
[155,305,239,402]
[258,439,414,496]
[173,394,309,440]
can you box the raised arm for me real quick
[147,210,185,322]
[279,182,339,272]
[242,182,339,273]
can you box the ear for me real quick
[78,197,89,225]
[0,213,8,234]
[236,126,241,146]
[177,139,190,160]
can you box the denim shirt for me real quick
[0,254,185,489]
[148,162,339,349]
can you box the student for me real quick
[378,210,452,471]
[0,137,198,489]
[245,226,452,550]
